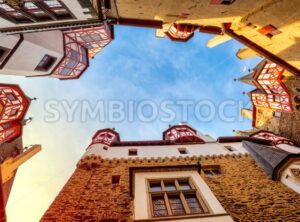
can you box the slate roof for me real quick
[243,140,300,180]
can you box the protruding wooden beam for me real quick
[207,34,231,48]
[236,47,259,59]
[0,144,41,184]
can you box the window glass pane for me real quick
[185,194,203,214]
[179,181,191,190]
[152,196,168,217]
[168,195,185,216]
[164,181,176,191]
[150,182,162,192]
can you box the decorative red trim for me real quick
[223,23,300,76]
[250,130,298,146]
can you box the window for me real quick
[224,146,234,152]
[290,169,300,179]
[273,111,281,118]
[210,0,235,5]
[203,166,221,176]
[274,96,281,103]
[258,24,282,38]
[178,147,188,154]
[128,149,137,156]
[148,178,208,218]
[35,54,56,71]
[0,46,9,62]
[112,175,120,184]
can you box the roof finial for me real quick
[21,117,33,126]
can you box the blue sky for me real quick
[3,26,261,222]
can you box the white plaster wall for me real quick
[0,18,14,29]
[0,31,64,76]
[281,161,300,194]
[0,33,20,49]
[83,142,247,160]
[134,170,233,221]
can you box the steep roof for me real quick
[243,141,300,180]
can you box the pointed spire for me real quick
[238,72,255,86]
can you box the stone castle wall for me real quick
[41,154,300,222]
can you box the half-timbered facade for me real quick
[0,22,113,79]
[0,83,41,222]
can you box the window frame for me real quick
[34,54,57,71]
[128,148,138,156]
[178,147,188,155]
[147,177,210,219]
[203,165,221,176]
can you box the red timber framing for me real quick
[51,32,89,79]
[0,0,73,24]
[0,84,30,124]
[90,128,120,147]
[250,130,296,146]
[223,23,300,77]
[0,121,21,144]
[163,125,205,144]
[51,23,112,79]
[0,84,29,144]
[166,23,198,42]
[63,24,113,58]
[250,61,293,112]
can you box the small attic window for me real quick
[178,148,188,154]
[128,149,137,156]
[224,146,234,152]
[273,111,281,118]
[258,25,282,38]
[112,175,120,184]
[210,0,235,5]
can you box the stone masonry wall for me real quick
[41,154,300,222]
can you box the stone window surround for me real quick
[147,177,210,218]
[132,168,231,221]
